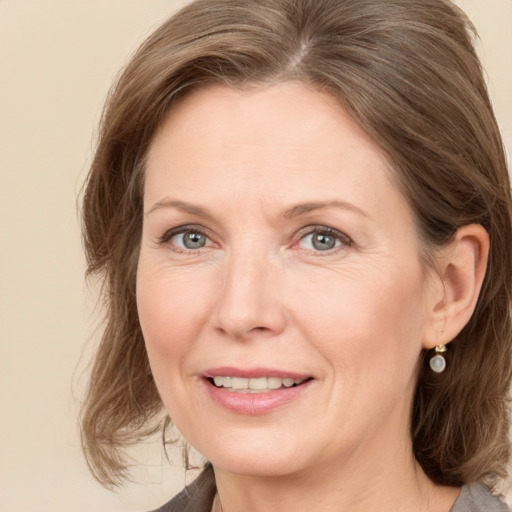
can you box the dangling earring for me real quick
[429,344,447,373]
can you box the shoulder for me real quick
[450,483,510,512]
[149,466,216,512]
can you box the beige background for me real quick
[0,1,511,511]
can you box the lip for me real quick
[203,366,310,380]
[201,367,314,415]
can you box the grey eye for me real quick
[311,232,337,251]
[298,230,343,252]
[172,230,208,249]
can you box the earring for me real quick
[429,344,447,373]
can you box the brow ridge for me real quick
[146,198,369,220]
[283,200,369,219]
[145,199,214,220]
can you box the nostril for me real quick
[248,326,272,336]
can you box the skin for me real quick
[137,82,486,511]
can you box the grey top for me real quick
[153,468,510,512]
[450,483,510,512]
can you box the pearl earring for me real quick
[429,344,447,373]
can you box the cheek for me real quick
[136,268,210,378]
[136,270,212,427]
[290,267,427,371]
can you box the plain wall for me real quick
[0,1,511,511]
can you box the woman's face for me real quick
[137,82,438,478]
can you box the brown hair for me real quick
[81,0,512,489]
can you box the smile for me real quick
[202,370,314,414]
[210,376,309,393]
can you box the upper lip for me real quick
[203,366,312,380]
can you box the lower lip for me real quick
[203,379,313,415]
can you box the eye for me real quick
[174,230,208,249]
[297,227,350,252]
[159,227,213,251]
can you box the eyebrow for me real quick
[146,198,369,220]
[283,200,369,219]
[145,199,215,221]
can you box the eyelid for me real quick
[157,224,215,247]
[294,225,353,251]
[154,223,352,253]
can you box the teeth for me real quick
[211,376,307,392]
[267,377,282,389]
[249,377,267,390]
[232,377,249,389]
[213,376,231,388]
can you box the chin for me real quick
[190,429,313,478]
[210,455,306,479]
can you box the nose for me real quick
[212,250,287,341]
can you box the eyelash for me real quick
[156,225,352,255]
[294,226,352,254]
[157,225,213,253]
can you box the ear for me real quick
[423,224,489,349]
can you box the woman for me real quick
[80,0,512,510]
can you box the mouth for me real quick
[207,376,312,393]
[202,369,314,414]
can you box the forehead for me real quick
[150,82,381,149]
[145,81,395,194]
